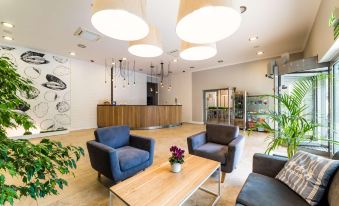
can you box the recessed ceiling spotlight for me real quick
[2,36,13,41]
[257,51,264,55]
[90,60,95,63]
[1,22,14,28]
[77,44,87,48]
[240,6,247,14]
[249,36,258,42]
[182,70,186,73]
[69,52,76,56]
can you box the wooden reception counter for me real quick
[97,105,182,129]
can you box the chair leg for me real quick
[221,172,226,183]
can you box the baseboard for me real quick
[186,121,205,125]
[10,130,70,140]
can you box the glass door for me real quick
[333,61,339,153]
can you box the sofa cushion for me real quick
[276,151,339,206]
[206,124,239,145]
[116,146,149,171]
[194,143,228,164]
[237,173,308,206]
[95,125,130,149]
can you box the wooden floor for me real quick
[14,123,272,206]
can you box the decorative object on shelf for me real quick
[176,0,241,44]
[180,41,217,61]
[169,145,185,173]
[0,56,84,205]
[128,26,163,57]
[91,0,149,41]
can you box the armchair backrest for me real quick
[206,124,239,145]
[94,125,130,149]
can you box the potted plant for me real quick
[0,57,84,205]
[255,75,338,159]
[169,146,185,173]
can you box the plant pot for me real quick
[171,163,182,173]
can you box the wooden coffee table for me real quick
[109,155,221,206]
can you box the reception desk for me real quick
[97,105,182,129]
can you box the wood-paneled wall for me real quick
[97,105,182,129]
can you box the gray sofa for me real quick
[236,153,339,206]
[187,124,245,182]
[87,125,155,184]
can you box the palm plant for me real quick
[257,74,336,159]
[0,57,84,205]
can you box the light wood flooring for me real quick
[13,123,272,206]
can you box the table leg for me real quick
[109,191,112,206]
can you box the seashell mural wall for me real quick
[1,44,71,135]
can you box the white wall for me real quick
[70,59,147,131]
[304,0,339,61]
[159,72,192,123]
[159,59,274,123]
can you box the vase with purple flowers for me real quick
[169,146,185,173]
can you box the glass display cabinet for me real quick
[246,95,274,131]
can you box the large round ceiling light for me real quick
[176,0,241,44]
[180,42,217,61]
[128,27,163,57]
[91,0,149,41]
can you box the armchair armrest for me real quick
[187,131,207,154]
[225,135,245,172]
[86,141,120,180]
[252,153,288,178]
[130,135,155,164]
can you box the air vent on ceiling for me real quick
[74,27,101,41]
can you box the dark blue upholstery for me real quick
[87,125,155,183]
[187,124,244,173]
[116,146,150,171]
[94,125,130,148]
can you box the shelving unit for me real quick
[246,95,274,131]
[234,91,247,129]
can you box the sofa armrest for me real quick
[130,135,155,164]
[252,153,288,178]
[187,131,207,154]
[86,141,120,180]
[225,135,245,172]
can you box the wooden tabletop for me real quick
[110,155,220,206]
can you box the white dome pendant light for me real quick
[91,0,149,41]
[128,26,163,57]
[180,42,217,61]
[176,0,241,44]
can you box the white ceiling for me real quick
[0,0,321,73]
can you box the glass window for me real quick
[333,61,339,153]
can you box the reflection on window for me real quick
[334,61,339,153]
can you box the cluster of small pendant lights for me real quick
[91,0,241,60]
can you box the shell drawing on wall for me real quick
[33,102,49,118]
[42,74,67,90]
[44,91,60,102]
[53,66,70,76]
[54,114,71,125]
[56,101,70,113]
[1,45,71,135]
[20,86,40,99]
[21,51,49,64]
[53,56,68,64]
[40,119,56,131]
[24,66,41,79]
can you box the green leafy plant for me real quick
[0,57,84,205]
[329,11,339,40]
[255,75,338,159]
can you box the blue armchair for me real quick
[87,125,155,183]
[187,124,245,183]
